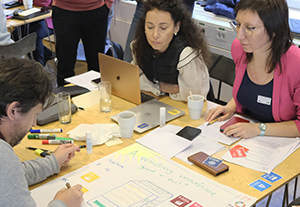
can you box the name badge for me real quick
[257,95,272,105]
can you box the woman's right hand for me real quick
[205,98,236,122]
[53,184,84,207]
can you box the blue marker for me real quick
[30,129,62,133]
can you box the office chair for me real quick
[0,32,36,58]
[209,55,235,105]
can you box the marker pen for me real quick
[35,149,50,157]
[42,140,73,145]
[26,147,53,153]
[27,134,56,139]
[30,129,62,133]
[79,145,86,149]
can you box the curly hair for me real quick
[132,0,211,68]
[0,57,53,121]
[235,0,292,73]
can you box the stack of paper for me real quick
[222,136,300,173]
[136,125,192,159]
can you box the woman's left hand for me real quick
[159,82,179,94]
[223,123,260,139]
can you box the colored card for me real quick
[232,144,249,152]
[229,146,247,158]
[203,156,223,168]
[261,172,283,183]
[80,172,100,183]
[170,195,192,207]
[249,179,271,192]
[189,202,203,207]
[137,123,149,129]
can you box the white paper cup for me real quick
[118,111,136,138]
[187,95,204,120]
[23,0,33,9]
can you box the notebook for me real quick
[98,53,155,105]
[111,99,185,133]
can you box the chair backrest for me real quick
[0,32,36,58]
[209,55,236,105]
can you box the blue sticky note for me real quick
[261,172,282,183]
[249,179,271,192]
[137,123,148,129]
[203,156,222,168]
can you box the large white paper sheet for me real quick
[222,136,300,173]
[176,134,225,164]
[136,125,192,159]
[31,143,257,207]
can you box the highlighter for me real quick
[35,149,50,157]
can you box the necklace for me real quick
[250,65,258,84]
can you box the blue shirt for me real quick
[237,70,275,122]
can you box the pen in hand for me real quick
[207,117,218,126]
[207,114,223,126]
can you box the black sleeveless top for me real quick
[139,35,188,84]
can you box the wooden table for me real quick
[5,6,52,30]
[14,94,300,206]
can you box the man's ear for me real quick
[6,102,21,121]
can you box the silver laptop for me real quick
[111,99,185,133]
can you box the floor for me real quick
[43,41,300,207]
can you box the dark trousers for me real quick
[52,5,109,86]
[12,20,53,66]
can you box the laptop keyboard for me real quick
[141,92,155,103]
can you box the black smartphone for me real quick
[91,77,101,85]
[176,126,202,141]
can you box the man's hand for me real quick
[53,144,80,168]
[54,184,84,207]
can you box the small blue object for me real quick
[137,123,149,129]
[261,172,282,183]
[249,179,271,192]
[203,156,223,168]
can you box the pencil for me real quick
[207,117,218,126]
[66,182,71,189]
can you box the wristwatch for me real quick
[259,123,267,136]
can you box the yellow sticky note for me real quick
[80,172,100,183]
[81,186,89,193]
[168,109,181,115]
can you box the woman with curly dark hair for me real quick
[132,0,211,101]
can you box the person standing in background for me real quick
[123,0,196,63]
[52,0,114,86]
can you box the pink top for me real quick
[52,0,114,11]
[231,38,300,132]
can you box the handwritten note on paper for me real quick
[31,143,257,207]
